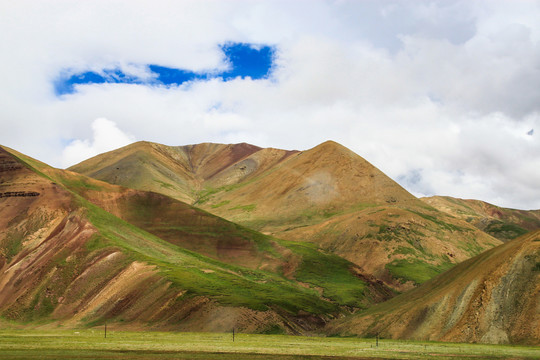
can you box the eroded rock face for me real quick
[0,191,39,198]
[0,155,23,172]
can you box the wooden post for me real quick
[376,333,378,348]
[104,322,107,339]
[232,327,235,342]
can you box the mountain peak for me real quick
[312,140,351,152]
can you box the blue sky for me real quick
[1,1,540,209]
[55,43,275,95]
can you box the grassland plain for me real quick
[0,330,538,359]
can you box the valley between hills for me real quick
[1,141,539,345]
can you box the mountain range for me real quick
[1,141,538,344]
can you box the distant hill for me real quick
[422,196,540,242]
[327,230,540,345]
[70,141,502,291]
[0,145,392,333]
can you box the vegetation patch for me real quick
[393,246,417,256]
[211,200,230,208]
[385,258,454,285]
[153,179,175,190]
[194,187,222,205]
[457,237,486,257]
[408,210,468,232]
[284,241,367,308]
[195,183,246,205]
[229,204,257,212]
[484,220,528,240]
[2,229,24,262]
[85,234,109,252]
[57,174,103,192]
[2,210,51,262]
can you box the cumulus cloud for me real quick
[1,1,540,209]
[61,118,135,167]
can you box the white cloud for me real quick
[1,1,540,209]
[61,118,135,167]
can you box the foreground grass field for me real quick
[0,330,538,359]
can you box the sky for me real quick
[1,0,539,210]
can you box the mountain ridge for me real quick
[69,141,503,292]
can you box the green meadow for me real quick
[0,330,538,359]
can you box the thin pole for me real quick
[376,333,378,347]
[105,322,107,339]
[233,327,235,342]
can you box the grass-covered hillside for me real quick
[0,146,391,333]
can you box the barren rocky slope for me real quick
[0,146,392,333]
[71,141,502,291]
[327,230,540,345]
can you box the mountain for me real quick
[422,196,540,242]
[69,141,297,205]
[70,141,502,291]
[327,230,540,345]
[0,145,392,333]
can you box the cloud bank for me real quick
[61,118,135,167]
[1,0,539,209]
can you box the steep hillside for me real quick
[0,146,392,333]
[327,230,540,345]
[423,196,540,242]
[71,141,502,291]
